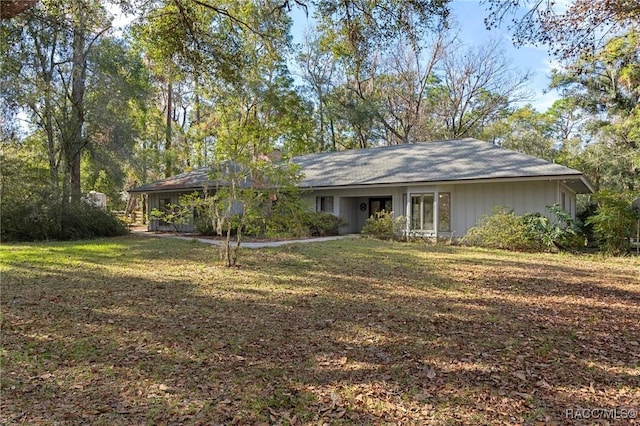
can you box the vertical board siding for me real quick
[147,180,565,236]
[452,181,558,235]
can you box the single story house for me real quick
[130,138,594,237]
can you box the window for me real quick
[438,192,451,232]
[316,196,334,213]
[411,194,434,231]
[409,192,451,232]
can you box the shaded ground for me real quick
[1,236,639,425]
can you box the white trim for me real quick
[405,190,411,235]
[434,192,439,236]
[301,174,593,193]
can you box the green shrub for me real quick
[547,204,585,250]
[577,201,598,247]
[586,191,636,256]
[462,207,536,251]
[186,190,314,239]
[150,203,193,232]
[258,195,311,238]
[193,212,216,235]
[361,210,405,240]
[521,213,550,250]
[192,203,344,239]
[1,193,127,242]
[303,211,345,237]
[263,215,309,239]
[463,205,586,252]
[1,191,59,241]
[243,210,345,238]
[523,204,583,251]
[58,202,128,240]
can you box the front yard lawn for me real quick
[1,236,639,424]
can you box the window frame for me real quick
[407,191,451,234]
[410,193,435,231]
[316,196,334,213]
[438,192,451,232]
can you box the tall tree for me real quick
[549,30,640,191]
[374,30,448,144]
[1,0,114,201]
[314,0,450,148]
[297,29,339,151]
[482,105,556,161]
[1,0,152,203]
[482,0,639,192]
[197,0,310,265]
[434,39,531,139]
[81,37,153,202]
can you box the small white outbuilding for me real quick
[84,190,107,209]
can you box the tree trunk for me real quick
[165,79,173,178]
[68,0,88,202]
[317,91,325,152]
[195,85,203,167]
[70,151,82,199]
[44,88,59,191]
[329,118,336,151]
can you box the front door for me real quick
[369,197,393,217]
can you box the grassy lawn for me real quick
[1,236,639,425]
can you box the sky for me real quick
[448,0,561,111]
[289,0,562,112]
[110,0,561,112]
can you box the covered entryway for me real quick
[337,195,395,233]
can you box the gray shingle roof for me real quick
[130,138,593,194]
[129,168,212,193]
[292,138,593,192]
[129,162,251,193]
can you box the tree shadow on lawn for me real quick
[448,254,639,301]
[2,237,639,424]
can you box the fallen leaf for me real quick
[536,379,552,390]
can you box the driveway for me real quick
[130,228,355,248]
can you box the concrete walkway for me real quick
[130,228,355,248]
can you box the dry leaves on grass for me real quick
[1,237,639,424]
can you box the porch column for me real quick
[433,191,439,238]
[405,191,411,234]
[334,196,340,216]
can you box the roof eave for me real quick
[128,185,207,194]
[299,174,594,192]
